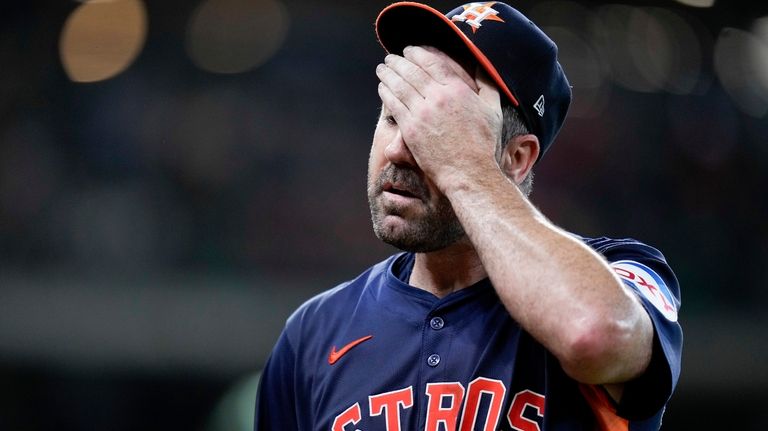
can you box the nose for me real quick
[384,130,418,167]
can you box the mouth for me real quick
[382,182,421,200]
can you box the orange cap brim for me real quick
[375,1,520,107]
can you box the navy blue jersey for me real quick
[255,236,682,430]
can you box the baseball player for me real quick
[255,2,682,430]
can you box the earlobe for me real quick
[500,134,540,184]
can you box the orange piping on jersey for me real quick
[578,384,629,431]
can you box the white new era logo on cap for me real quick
[534,95,545,116]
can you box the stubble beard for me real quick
[367,165,465,253]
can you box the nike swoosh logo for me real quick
[328,335,373,365]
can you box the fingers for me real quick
[384,53,433,96]
[403,46,479,93]
[376,45,501,137]
[376,45,480,111]
[376,58,425,112]
[377,80,408,125]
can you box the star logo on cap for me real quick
[452,2,505,33]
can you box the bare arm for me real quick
[376,45,653,386]
[445,169,653,385]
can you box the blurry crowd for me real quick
[2,0,766,304]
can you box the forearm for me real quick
[445,169,653,384]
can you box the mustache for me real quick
[376,165,429,200]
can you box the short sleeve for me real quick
[594,239,683,420]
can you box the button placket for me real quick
[425,315,446,367]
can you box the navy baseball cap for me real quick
[375,1,571,161]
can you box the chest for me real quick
[302,303,572,431]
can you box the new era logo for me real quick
[533,95,545,116]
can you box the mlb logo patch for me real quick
[611,260,678,322]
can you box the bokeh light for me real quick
[186,0,290,74]
[528,2,610,118]
[59,0,148,83]
[750,17,768,106]
[714,25,768,117]
[594,5,657,93]
[206,372,260,431]
[643,7,704,94]
[594,5,704,95]
[547,26,610,118]
[672,0,715,7]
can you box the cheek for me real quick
[367,148,385,190]
[421,176,444,203]
[368,128,391,170]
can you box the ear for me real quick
[499,134,540,185]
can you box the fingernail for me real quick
[376,63,385,73]
[403,45,413,53]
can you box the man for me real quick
[255,2,682,430]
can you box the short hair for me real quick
[498,104,534,196]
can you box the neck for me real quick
[409,238,488,298]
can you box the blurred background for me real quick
[1,0,767,429]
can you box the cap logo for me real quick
[452,2,505,33]
[533,95,545,116]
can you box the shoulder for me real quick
[283,254,400,337]
[576,235,677,287]
[576,235,667,262]
[577,234,680,320]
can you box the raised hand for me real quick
[375,45,504,194]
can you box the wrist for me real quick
[439,160,510,201]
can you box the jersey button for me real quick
[427,354,441,367]
[430,316,445,330]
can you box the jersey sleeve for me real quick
[254,330,300,430]
[591,238,683,420]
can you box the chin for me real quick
[373,219,464,254]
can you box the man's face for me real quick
[367,107,465,253]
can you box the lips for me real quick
[383,182,420,199]
[376,166,429,203]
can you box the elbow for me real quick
[558,315,651,384]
